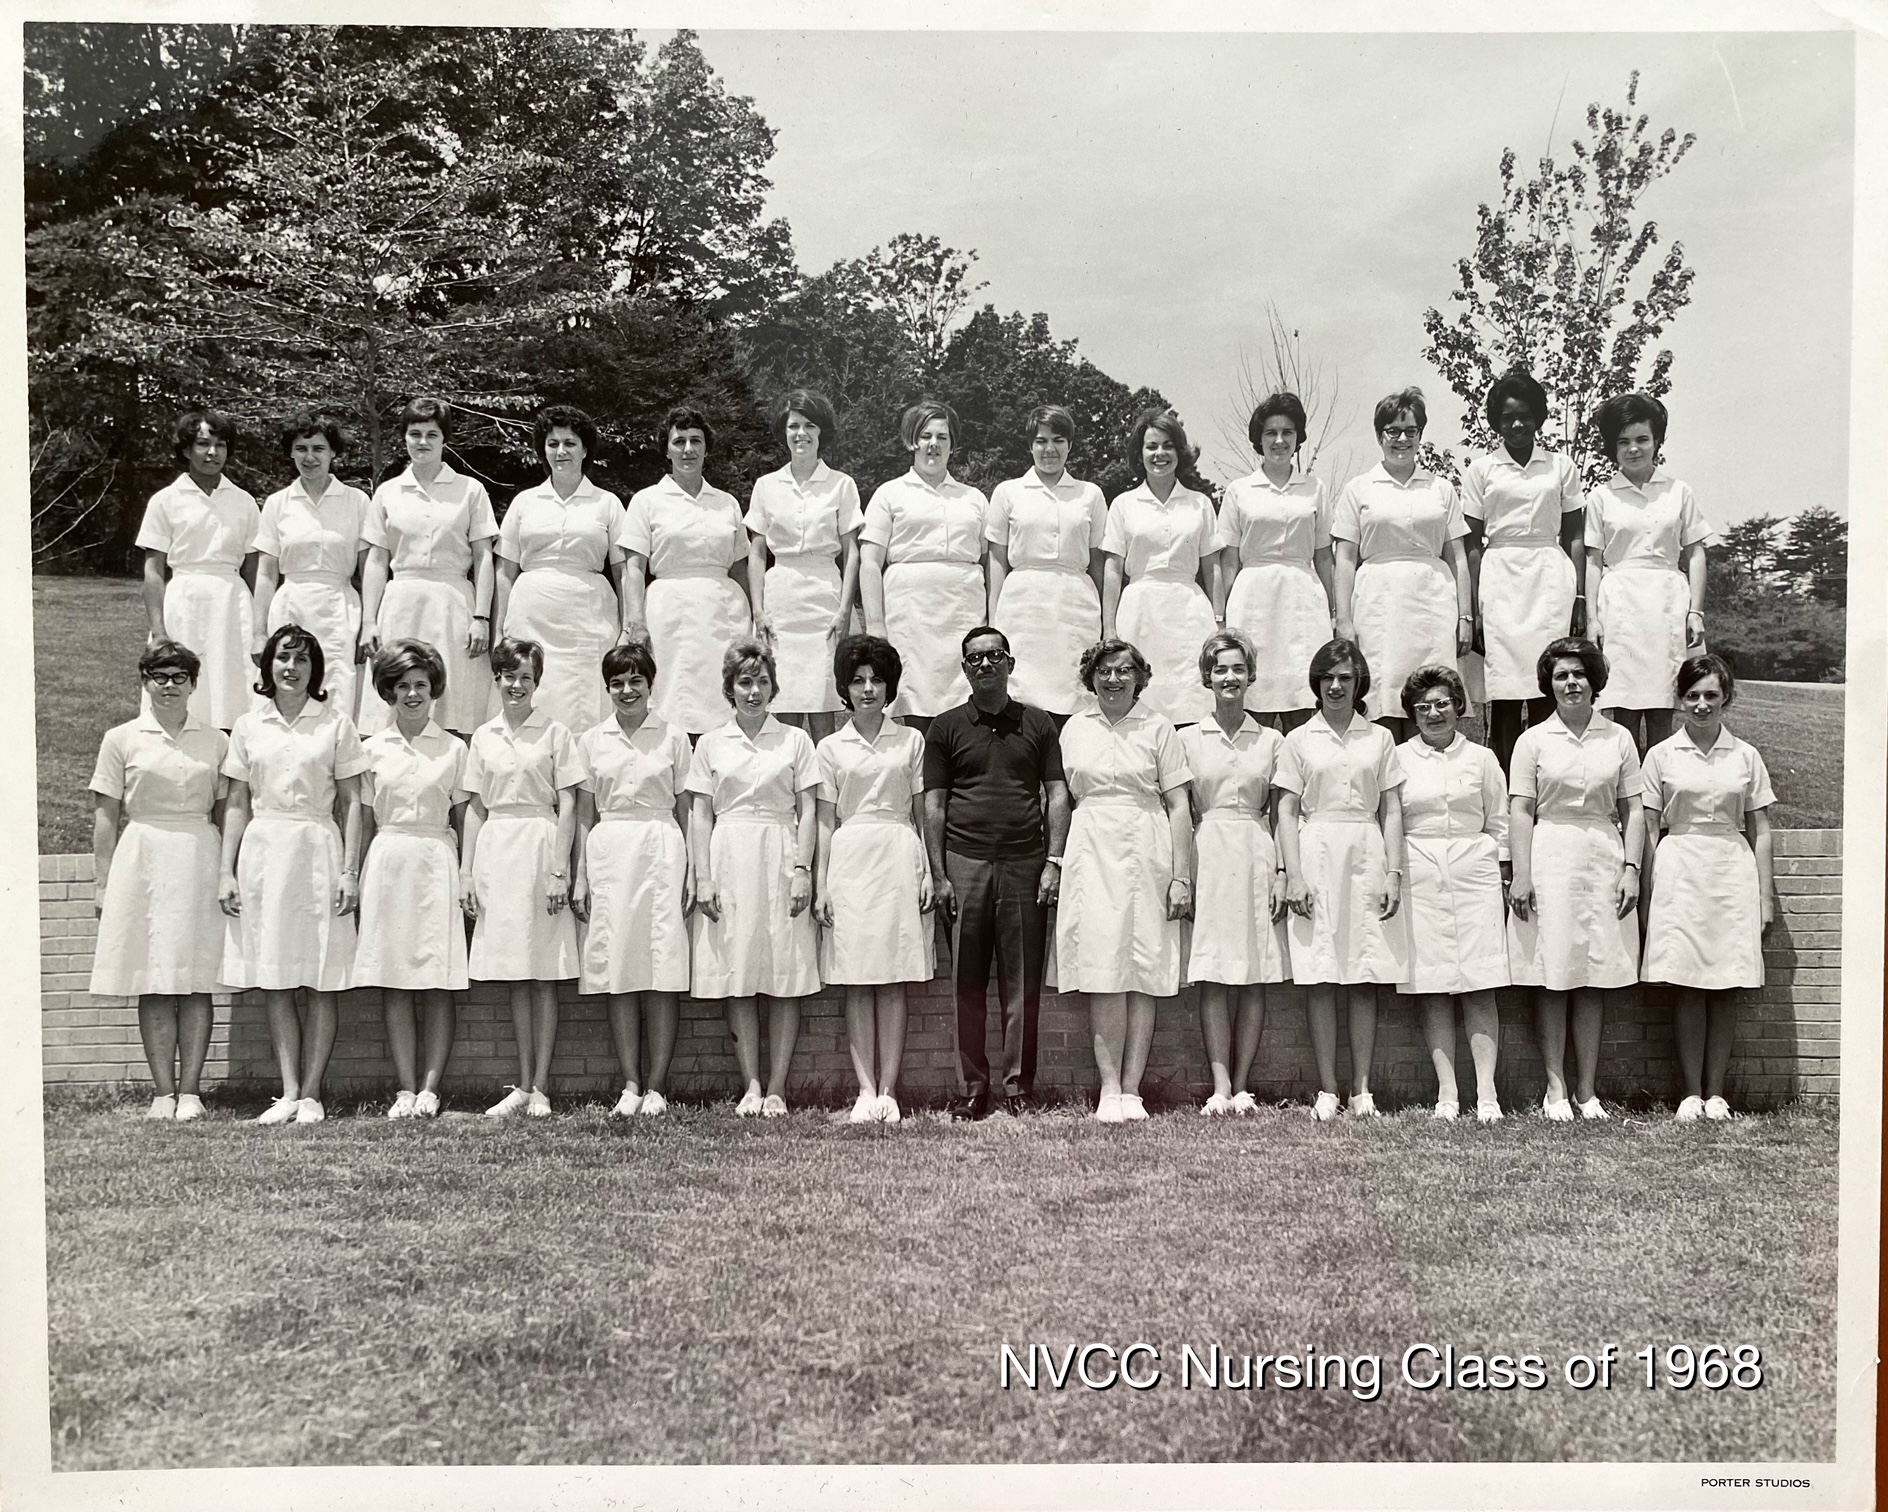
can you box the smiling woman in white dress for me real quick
[492,404,627,736]
[986,404,1107,720]
[1102,409,1220,728]
[1585,393,1715,756]
[358,397,497,737]
[251,412,370,725]
[1639,654,1776,1123]
[1217,392,1335,733]
[137,409,259,731]
[90,641,228,1122]
[219,625,367,1127]
[745,388,863,743]
[861,399,989,731]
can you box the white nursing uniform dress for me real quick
[1461,449,1584,702]
[577,717,692,996]
[687,717,821,998]
[256,477,370,723]
[1276,714,1410,985]
[622,476,752,736]
[1585,470,1715,711]
[136,475,260,729]
[1395,733,1511,996]
[987,471,1106,715]
[1056,704,1192,996]
[1103,483,1219,726]
[1333,466,1466,720]
[498,478,624,734]
[1218,471,1332,713]
[1179,716,1289,986]
[746,461,863,715]
[353,721,469,991]
[861,471,988,717]
[360,465,498,736]
[1640,729,1774,990]
[817,720,934,985]
[221,701,368,991]
[465,710,583,981]
[89,713,228,997]
[1506,713,1643,990]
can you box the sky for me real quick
[667,26,1853,526]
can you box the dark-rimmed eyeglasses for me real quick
[962,650,1013,669]
[143,671,192,687]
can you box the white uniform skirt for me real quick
[580,813,690,995]
[166,567,254,730]
[270,571,362,725]
[1286,816,1409,985]
[690,814,820,999]
[1186,811,1288,986]
[1116,573,1216,726]
[1597,564,1691,712]
[91,816,225,997]
[1396,832,1510,995]
[469,808,578,981]
[222,813,354,992]
[1227,559,1329,713]
[1479,543,1575,702]
[1352,555,1457,721]
[884,559,984,717]
[821,815,934,986]
[1643,828,1764,990]
[646,571,752,736]
[506,567,617,734]
[995,565,1100,716]
[1057,799,1182,997]
[364,571,492,736]
[1507,817,1639,990]
[766,552,845,714]
[354,825,467,991]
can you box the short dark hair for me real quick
[172,409,237,466]
[1248,392,1307,453]
[1400,664,1467,720]
[900,398,958,452]
[1079,637,1153,697]
[1372,388,1428,437]
[278,411,346,459]
[960,624,1011,658]
[1484,366,1548,434]
[832,634,903,708]
[254,623,327,702]
[139,639,200,683]
[372,639,447,704]
[1536,636,1609,698]
[399,396,454,440]
[1124,407,1200,487]
[772,389,839,451]
[1308,638,1371,704]
[490,636,544,680]
[1675,652,1736,707]
[534,404,599,458]
[1198,628,1257,685]
[721,636,778,704]
[602,640,658,686]
[1594,392,1670,454]
[1027,404,1075,442]
[663,405,714,451]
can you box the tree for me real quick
[1715,514,1783,596]
[858,234,986,387]
[1775,505,1847,605]
[1421,72,1696,484]
[1216,303,1355,483]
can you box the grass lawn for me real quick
[45,1097,1836,1468]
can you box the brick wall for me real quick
[40,831,1843,1110]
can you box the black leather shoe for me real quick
[949,1095,990,1121]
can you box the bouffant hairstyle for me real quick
[772,388,839,450]
[1400,664,1468,721]
[1307,638,1371,704]
[601,640,658,686]
[1124,407,1203,488]
[662,405,715,451]
[1197,627,1258,686]
[533,403,599,458]
[372,639,447,704]
[489,636,545,680]
[832,634,904,708]
[1079,637,1154,697]
[1372,388,1428,437]
[254,623,328,702]
[899,398,958,452]
[1484,366,1549,433]
[1247,391,1308,453]
[278,410,346,459]
[720,636,779,704]
[1536,636,1609,698]
[1595,391,1670,454]
[1027,404,1076,442]
[172,409,238,466]
[139,639,200,683]
[399,396,454,440]
[1675,652,1736,707]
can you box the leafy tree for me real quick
[1713,513,1783,597]
[856,234,986,387]
[1775,505,1847,605]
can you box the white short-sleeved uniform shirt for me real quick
[745,462,864,557]
[463,710,584,808]
[1640,728,1775,830]
[1331,465,1467,559]
[1460,449,1584,540]
[91,712,229,819]
[816,719,927,821]
[1275,713,1405,818]
[256,478,370,575]
[1583,470,1717,567]
[136,474,260,568]
[1508,713,1645,821]
[986,472,1107,570]
[1179,717,1284,815]
[1059,704,1191,805]
[686,716,820,816]
[362,465,499,575]
[360,722,467,828]
[619,475,746,575]
[224,701,369,813]
[1399,732,1509,858]
[497,478,625,572]
[1101,484,1217,578]
[860,471,987,563]
[1215,472,1330,563]
[579,717,693,814]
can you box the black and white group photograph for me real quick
[2,4,1882,1510]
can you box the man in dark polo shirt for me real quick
[923,626,1069,1118]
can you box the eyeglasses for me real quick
[1411,699,1455,715]
[1381,426,1422,441]
[963,650,1012,668]
[144,671,192,687]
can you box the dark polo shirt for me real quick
[923,697,1065,860]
